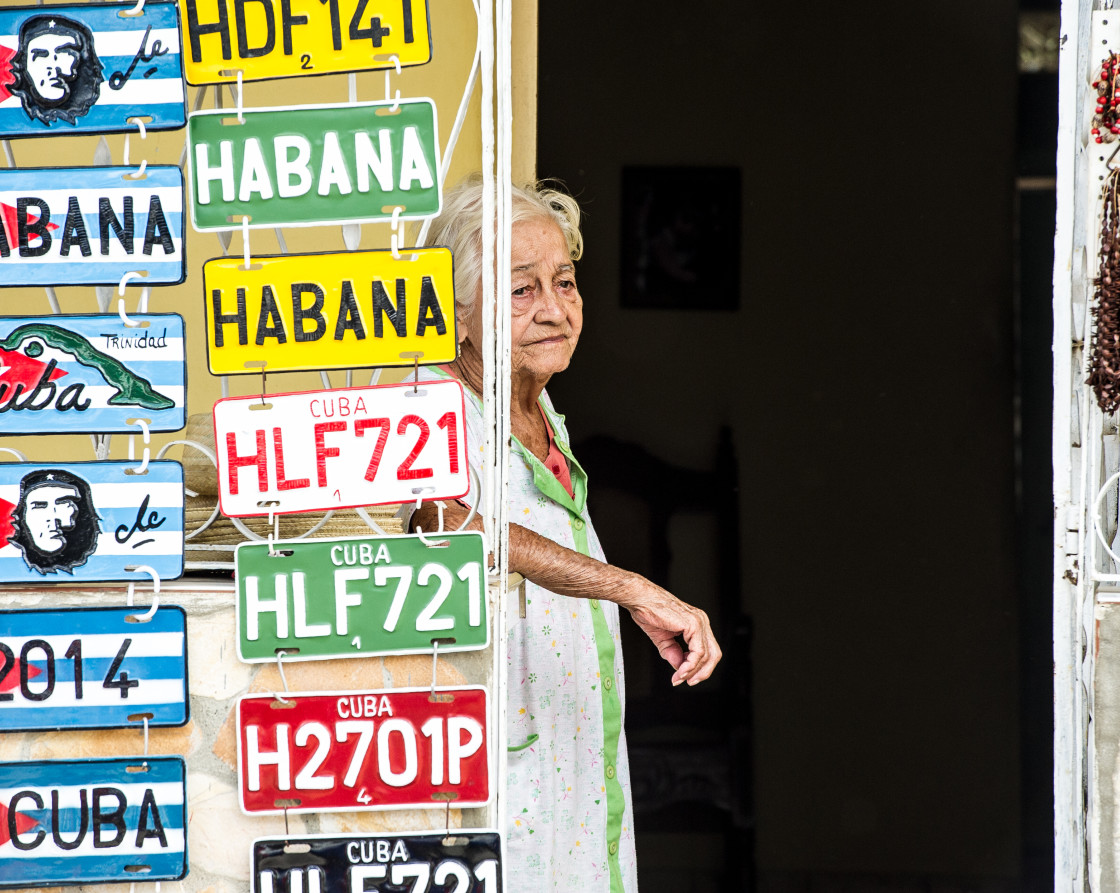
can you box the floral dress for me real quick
[417,366,637,893]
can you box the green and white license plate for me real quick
[180,0,432,85]
[187,99,440,230]
[235,532,488,661]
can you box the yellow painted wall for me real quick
[0,0,536,465]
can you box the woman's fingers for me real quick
[626,581,721,685]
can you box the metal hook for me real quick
[117,297,143,328]
[275,650,292,705]
[126,565,161,622]
[118,271,145,297]
[121,0,146,14]
[123,117,147,178]
[236,69,245,124]
[127,416,151,472]
[267,506,280,556]
[430,639,440,698]
[413,353,419,392]
[384,55,401,110]
[242,215,251,270]
[390,206,404,259]
[415,502,449,547]
[245,360,268,404]
[142,715,150,756]
[1107,141,1120,172]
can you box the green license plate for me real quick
[187,99,440,230]
[235,532,488,661]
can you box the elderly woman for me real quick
[412,176,721,892]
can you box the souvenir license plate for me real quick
[237,687,489,814]
[236,532,488,662]
[252,831,501,893]
[0,757,187,887]
[0,461,183,583]
[0,606,187,732]
[214,380,468,517]
[0,166,186,287]
[181,0,431,85]
[204,248,456,374]
[187,99,440,230]
[0,315,185,433]
[0,3,185,139]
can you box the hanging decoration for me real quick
[0,756,188,887]
[186,98,440,230]
[0,2,186,139]
[235,530,488,661]
[0,605,189,732]
[213,378,469,517]
[250,831,500,893]
[1095,51,1120,144]
[0,314,186,433]
[179,0,432,85]
[1090,166,1120,412]
[0,460,184,583]
[0,165,186,287]
[236,686,489,814]
[204,247,457,374]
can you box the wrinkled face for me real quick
[463,218,583,383]
[25,33,80,103]
[24,484,79,553]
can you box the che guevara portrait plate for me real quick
[0,461,184,584]
[0,3,186,139]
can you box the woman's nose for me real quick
[535,286,565,320]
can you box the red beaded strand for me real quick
[1093,52,1120,144]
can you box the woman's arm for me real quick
[412,502,721,686]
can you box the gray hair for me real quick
[423,174,583,317]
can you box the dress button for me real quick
[572,518,585,530]
[604,676,612,690]
[608,841,618,856]
[590,600,600,610]
[552,464,561,474]
[605,764,615,779]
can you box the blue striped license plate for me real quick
[0,461,183,583]
[0,315,186,433]
[0,757,187,886]
[0,606,188,731]
[0,166,186,287]
[0,3,185,139]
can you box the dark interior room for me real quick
[536,1,1057,889]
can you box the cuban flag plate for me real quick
[0,757,187,887]
[0,3,185,139]
[0,606,188,732]
[0,315,186,433]
[0,461,183,583]
[0,166,186,288]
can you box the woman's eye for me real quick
[512,285,531,298]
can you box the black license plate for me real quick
[252,831,501,893]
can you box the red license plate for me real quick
[236,687,489,815]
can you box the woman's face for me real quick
[462,217,583,384]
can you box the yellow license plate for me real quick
[204,247,457,374]
[181,0,431,85]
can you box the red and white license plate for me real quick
[236,687,489,815]
[214,380,469,517]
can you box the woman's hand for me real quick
[409,502,722,685]
[607,571,721,686]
